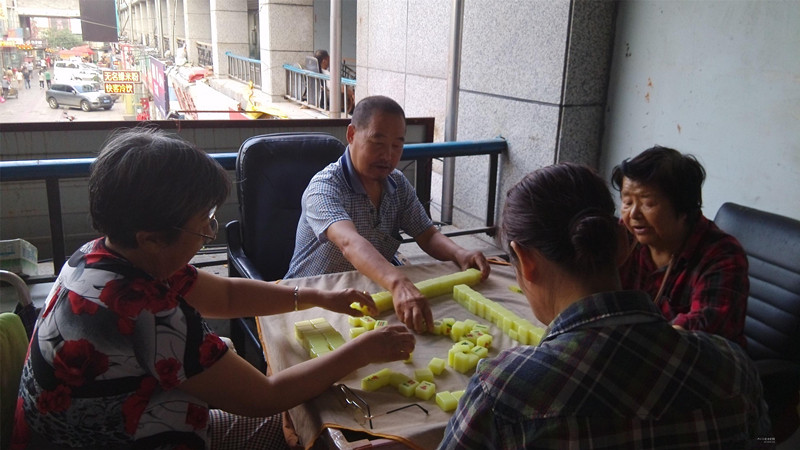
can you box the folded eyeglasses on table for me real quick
[333,384,429,429]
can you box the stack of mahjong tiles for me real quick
[359,362,466,412]
[347,315,388,338]
[452,284,545,345]
[437,319,492,374]
[294,318,347,358]
[350,268,484,315]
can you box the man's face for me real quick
[346,111,406,184]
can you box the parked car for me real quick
[53,61,102,82]
[46,82,114,111]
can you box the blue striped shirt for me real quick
[439,291,772,449]
[286,147,432,278]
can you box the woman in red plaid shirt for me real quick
[612,146,748,348]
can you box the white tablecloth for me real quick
[257,261,545,450]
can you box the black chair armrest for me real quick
[233,317,264,364]
[224,220,267,371]
[225,220,264,281]
[755,359,800,379]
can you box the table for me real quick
[257,261,546,450]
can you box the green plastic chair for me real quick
[0,311,29,448]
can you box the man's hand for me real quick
[391,280,434,333]
[455,249,491,280]
[415,227,491,281]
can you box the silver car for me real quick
[46,82,114,112]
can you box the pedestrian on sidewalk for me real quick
[23,68,31,89]
[1,76,10,99]
[44,70,52,88]
[38,71,44,89]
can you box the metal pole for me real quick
[442,0,465,223]
[329,0,342,118]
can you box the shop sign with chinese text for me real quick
[103,70,141,83]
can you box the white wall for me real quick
[600,0,800,221]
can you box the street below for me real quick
[1,72,132,124]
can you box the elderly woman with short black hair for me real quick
[13,128,415,449]
[612,146,748,348]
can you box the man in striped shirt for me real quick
[287,96,490,333]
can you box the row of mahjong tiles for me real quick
[350,269,544,345]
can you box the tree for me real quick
[41,28,83,50]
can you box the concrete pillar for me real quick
[155,0,165,53]
[132,3,138,44]
[132,2,137,44]
[258,0,314,100]
[130,3,136,44]
[175,0,186,40]
[168,0,186,55]
[356,1,614,229]
[555,0,616,167]
[151,0,158,47]
[164,0,174,55]
[126,6,133,41]
[183,0,212,65]
[143,1,148,45]
[144,0,157,47]
[119,6,130,41]
[211,0,249,78]
[452,0,616,228]
[137,3,145,45]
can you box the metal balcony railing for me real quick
[283,64,357,116]
[197,42,213,67]
[226,51,261,89]
[341,59,357,79]
[0,139,506,276]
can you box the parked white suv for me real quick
[53,61,102,82]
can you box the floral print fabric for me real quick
[13,238,228,449]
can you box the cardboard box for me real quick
[0,239,38,277]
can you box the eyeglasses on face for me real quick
[334,384,429,429]
[174,206,219,245]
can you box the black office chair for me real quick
[226,132,346,368]
[713,202,800,442]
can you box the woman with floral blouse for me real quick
[12,128,415,450]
